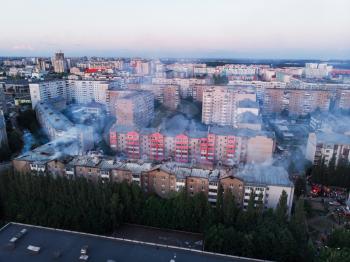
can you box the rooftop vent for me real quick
[27,245,41,254]
[7,228,28,249]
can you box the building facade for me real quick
[35,102,94,152]
[202,86,258,127]
[109,125,275,165]
[52,52,67,73]
[305,132,350,166]
[29,80,115,109]
[13,153,293,212]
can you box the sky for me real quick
[0,0,350,59]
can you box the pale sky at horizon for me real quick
[1,0,350,59]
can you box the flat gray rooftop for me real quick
[0,223,263,262]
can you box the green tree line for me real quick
[319,228,350,261]
[0,171,313,261]
[311,157,350,188]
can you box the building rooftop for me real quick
[237,112,261,124]
[68,155,102,168]
[238,99,259,109]
[236,164,293,187]
[15,140,80,164]
[160,162,222,182]
[100,159,153,174]
[0,223,261,262]
[36,102,74,133]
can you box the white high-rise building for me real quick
[66,80,109,105]
[202,86,258,127]
[29,80,67,109]
[29,80,114,109]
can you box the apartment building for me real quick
[288,89,331,115]
[263,87,332,116]
[12,140,81,174]
[29,80,115,109]
[13,152,293,211]
[334,89,350,111]
[304,63,333,79]
[52,52,67,73]
[29,80,67,109]
[262,88,286,114]
[109,124,274,165]
[141,168,177,197]
[35,102,94,152]
[128,84,180,110]
[151,77,211,98]
[220,64,258,80]
[236,164,294,215]
[256,78,350,115]
[202,86,259,127]
[219,175,244,207]
[111,90,154,127]
[305,131,350,166]
[228,80,287,102]
[66,80,109,104]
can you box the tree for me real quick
[290,198,309,260]
[8,130,23,153]
[327,229,350,249]
[216,184,224,223]
[255,192,264,216]
[319,247,350,262]
[223,189,238,226]
[16,109,39,133]
[275,190,288,224]
[204,224,225,253]
[110,193,123,230]
[0,146,11,162]
[0,170,313,262]
[294,177,306,198]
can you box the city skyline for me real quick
[1,0,350,59]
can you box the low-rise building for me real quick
[35,102,94,152]
[13,152,293,210]
[236,164,294,215]
[13,140,80,174]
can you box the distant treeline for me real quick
[0,170,341,261]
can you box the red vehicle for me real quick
[311,184,322,197]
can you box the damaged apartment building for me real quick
[13,154,294,211]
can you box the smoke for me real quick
[21,130,35,154]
